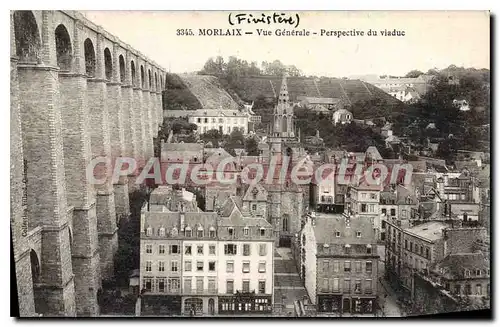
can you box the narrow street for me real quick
[274,247,309,316]
[377,244,404,317]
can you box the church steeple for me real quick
[273,73,294,137]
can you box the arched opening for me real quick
[119,55,125,83]
[131,60,136,86]
[208,298,215,315]
[104,48,112,80]
[140,65,145,88]
[54,24,72,71]
[30,249,40,284]
[148,69,152,90]
[84,38,96,77]
[282,214,289,232]
[13,11,41,63]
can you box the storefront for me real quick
[317,295,342,313]
[181,296,218,316]
[141,295,182,316]
[343,296,377,314]
[218,293,272,314]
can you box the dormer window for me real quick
[185,226,192,237]
[356,231,362,238]
[344,244,351,254]
[228,227,234,237]
[146,227,152,236]
[171,227,178,237]
[158,227,166,237]
[197,226,204,238]
[335,231,341,238]
[366,244,372,254]
[209,226,216,238]
[244,227,249,236]
[260,228,266,237]
[476,269,482,277]
[465,269,471,278]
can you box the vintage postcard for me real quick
[10,10,490,318]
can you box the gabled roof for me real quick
[312,214,376,245]
[432,252,489,280]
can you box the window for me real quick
[226,280,234,294]
[426,248,430,259]
[476,284,483,295]
[146,244,152,254]
[367,245,372,254]
[476,269,482,277]
[224,244,237,255]
[323,260,329,273]
[409,242,413,252]
[354,280,362,294]
[209,261,216,272]
[344,245,351,254]
[361,204,367,212]
[243,244,251,256]
[171,261,179,272]
[321,278,329,292]
[196,261,204,272]
[355,261,362,273]
[196,277,204,293]
[143,277,153,291]
[258,280,266,294]
[209,229,216,238]
[251,204,257,211]
[185,228,192,237]
[209,244,216,255]
[228,227,234,237]
[382,208,387,215]
[184,278,192,293]
[333,261,340,273]
[333,278,340,292]
[335,231,341,238]
[259,244,267,256]
[204,118,208,123]
[405,240,408,250]
[258,261,266,273]
[465,284,472,295]
[242,280,250,293]
[366,261,373,273]
[169,244,179,254]
[185,260,192,272]
[391,208,396,216]
[158,261,165,272]
[260,228,266,236]
[356,231,361,238]
[343,279,350,293]
[465,269,471,277]
[242,261,250,273]
[365,279,373,294]
[146,227,152,236]
[185,245,192,255]
[157,278,165,292]
[344,261,351,272]
[208,278,216,293]
[158,227,165,237]
[197,228,204,238]
[197,245,204,255]
[197,118,201,123]
[244,227,249,236]
[146,261,152,272]
[370,193,377,200]
[402,210,407,218]
[382,220,386,229]
[159,244,165,254]
[454,284,461,295]
[226,261,234,272]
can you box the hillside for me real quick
[162,73,406,120]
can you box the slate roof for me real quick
[433,252,490,280]
[404,221,449,242]
[312,213,376,245]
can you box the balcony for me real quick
[182,288,218,296]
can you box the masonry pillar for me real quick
[10,12,36,317]
[142,65,154,159]
[136,61,149,167]
[123,51,139,192]
[108,42,130,223]
[57,19,101,316]
[87,32,117,281]
[17,12,76,317]
[132,77,146,174]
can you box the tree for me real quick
[245,137,259,156]
[405,70,424,78]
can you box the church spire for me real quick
[278,72,289,105]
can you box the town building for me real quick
[299,212,379,314]
[332,108,353,125]
[215,196,274,315]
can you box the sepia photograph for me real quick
[9,9,491,319]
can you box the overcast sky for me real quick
[82,11,490,77]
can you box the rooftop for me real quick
[312,213,376,245]
[404,221,450,241]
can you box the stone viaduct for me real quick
[10,10,166,316]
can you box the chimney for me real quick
[179,201,185,229]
